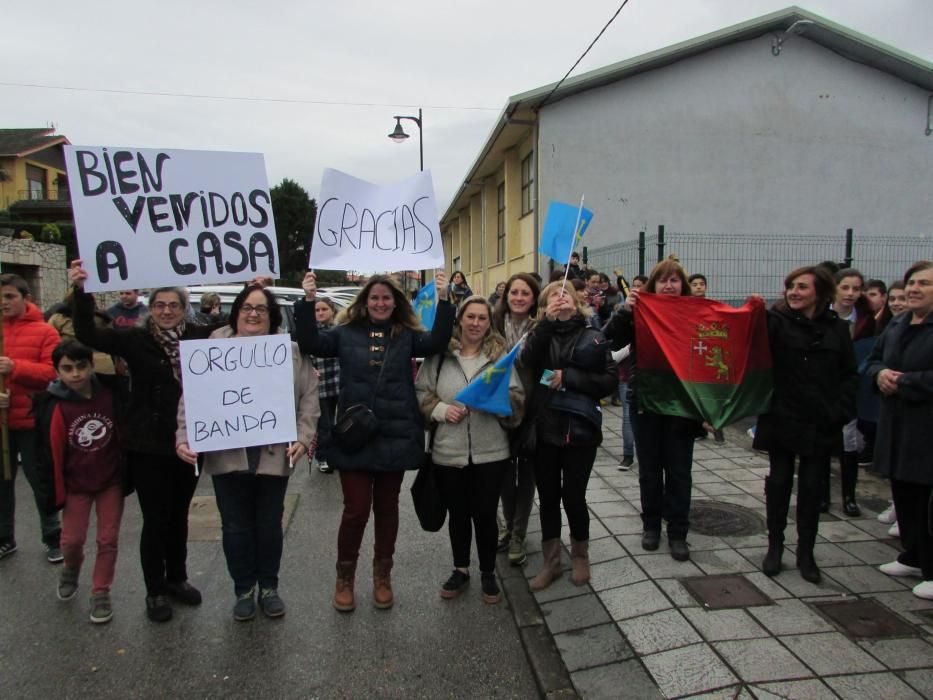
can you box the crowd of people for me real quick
[0,252,930,628]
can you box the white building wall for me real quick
[538,35,933,248]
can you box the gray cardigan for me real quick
[415,349,525,468]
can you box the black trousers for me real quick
[633,412,695,540]
[435,460,507,573]
[130,451,199,596]
[534,445,597,541]
[891,479,933,580]
[765,450,825,549]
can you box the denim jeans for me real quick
[0,429,62,545]
[618,382,635,459]
[212,472,289,595]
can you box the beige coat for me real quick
[175,327,320,476]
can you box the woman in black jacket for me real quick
[869,261,933,600]
[68,260,220,623]
[520,280,616,591]
[754,265,857,584]
[296,271,454,612]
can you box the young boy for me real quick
[34,340,125,624]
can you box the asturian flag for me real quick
[454,341,522,416]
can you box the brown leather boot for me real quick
[334,560,356,612]
[373,558,394,609]
[570,538,590,586]
[530,539,563,591]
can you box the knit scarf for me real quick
[504,313,533,349]
[148,316,186,384]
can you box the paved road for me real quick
[0,461,539,699]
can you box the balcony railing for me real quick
[15,188,71,202]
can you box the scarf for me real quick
[504,313,533,350]
[148,316,186,384]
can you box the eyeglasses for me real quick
[152,302,182,311]
[240,304,269,316]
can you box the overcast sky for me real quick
[3,1,930,211]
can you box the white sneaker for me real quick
[888,522,900,538]
[876,503,896,524]
[912,581,933,600]
[879,560,922,578]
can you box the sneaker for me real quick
[913,581,933,601]
[508,537,527,567]
[888,522,900,538]
[259,588,286,618]
[879,560,923,578]
[0,539,17,560]
[89,593,113,624]
[694,433,708,442]
[857,450,873,466]
[496,528,511,553]
[166,580,202,606]
[145,594,172,623]
[46,545,64,564]
[440,569,470,599]
[641,530,660,551]
[618,456,634,471]
[318,460,333,474]
[57,566,80,601]
[234,588,256,621]
[481,572,501,604]
[876,503,896,524]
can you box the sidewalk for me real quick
[501,405,933,699]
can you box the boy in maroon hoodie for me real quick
[34,340,125,623]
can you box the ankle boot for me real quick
[530,539,563,591]
[796,545,821,584]
[762,536,784,577]
[570,539,590,586]
[372,558,394,609]
[840,452,861,517]
[334,560,357,612]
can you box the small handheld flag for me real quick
[454,341,522,416]
[414,282,437,330]
[539,200,594,263]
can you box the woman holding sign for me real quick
[297,270,454,612]
[68,261,220,623]
[175,284,319,620]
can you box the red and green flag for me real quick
[635,294,772,429]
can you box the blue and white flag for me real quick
[539,200,594,263]
[454,341,522,416]
[414,282,437,330]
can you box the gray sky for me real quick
[3,1,931,211]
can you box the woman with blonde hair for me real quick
[520,280,616,590]
[416,295,524,603]
[296,271,454,612]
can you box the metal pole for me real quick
[657,224,665,263]
[418,108,423,173]
[638,231,645,276]
[844,227,853,268]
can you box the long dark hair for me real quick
[229,284,282,334]
[492,272,541,334]
[342,274,421,335]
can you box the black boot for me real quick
[796,537,821,584]
[840,452,861,517]
[762,536,784,577]
[763,468,792,577]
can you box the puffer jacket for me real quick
[415,348,524,468]
[3,302,59,429]
[753,304,857,457]
[175,326,320,477]
[518,315,617,449]
[294,297,455,471]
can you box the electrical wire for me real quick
[0,81,499,112]
[534,0,632,112]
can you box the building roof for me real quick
[0,128,70,158]
[441,5,933,225]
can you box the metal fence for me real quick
[585,228,931,303]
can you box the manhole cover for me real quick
[691,501,765,537]
[814,599,919,639]
[681,574,773,609]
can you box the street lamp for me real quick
[388,108,423,172]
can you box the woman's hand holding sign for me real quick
[177,442,198,467]
[68,259,89,289]
[435,271,448,301]
[302,271,317,300]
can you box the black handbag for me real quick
[334,342,391,451]
[411,355,447,531]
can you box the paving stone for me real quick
[642,643,738,697]
[826,672,924,699]
[601,514,646,535]
[694,482,745,497]
[587,520,611,539]
[598,580,672,621]
[713,638,811,682]
[540,593,612,634]
[655,578,702,608]
[587,536,628,564]
[849,517,900,539]
[870,590,933,619]
[768,569,848,598]
[531,569,590,604]
[902,669,933,698]
[618,486,642,501]
[571,659,662,699]
[697,458,736,469]
[553,622,634,672]
[750,679,838,699]
[714,468,761,482]
[690,548,759,575]
[589,556,648,591]
[682,607,769,641]
[803,542,864,567]
[782,631,886,675]
[858,638,933,669]
[681,532,732,551]
[616,533,649,556]
[748,599,836,635]
[617,609,703,655]
[817,520,876,543]
[634,552,705,578]
[741,571,795,600]
[585,488,622,504]
[588,500,641,518]
[681,685,745,699]
[692,471,726,484]
[823,565,912,594]
[712,493,766,509]
[842,539,903,566]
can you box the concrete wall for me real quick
[0,238,68,309]
[538,34,933,249]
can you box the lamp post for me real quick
[388,108,425,289]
